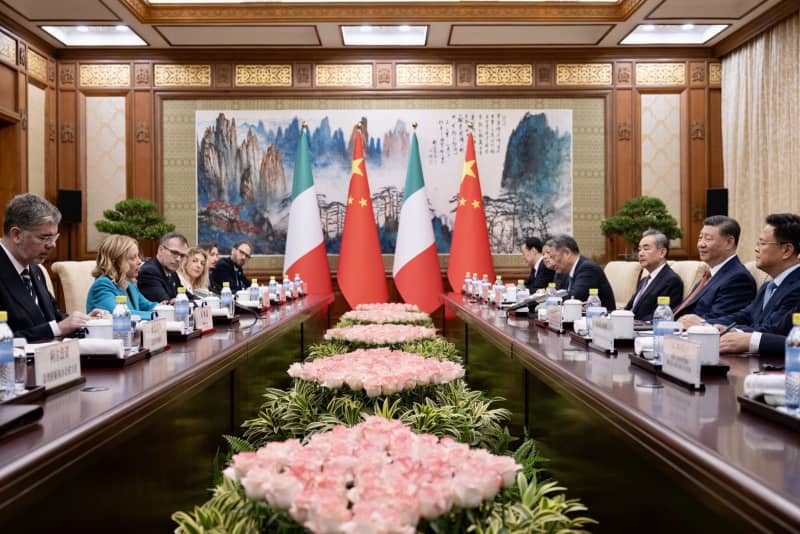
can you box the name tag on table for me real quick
[193,306,214,332]
[547,306,563,332]
[141,317,168,352]
[591,316,615,352]
[34,339,81,390]
[662,337,702,389]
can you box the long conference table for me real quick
[0,294,332,532]
[444,293,800,533]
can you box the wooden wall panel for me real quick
[708,89,724,190]
[688,87,708,254]
[133,90,153,200]
[612,87,634,260]
[0,63,16,115]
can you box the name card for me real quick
[662,337,702,389]
[34,339,81,390]
[193,306,214,332]
[547,305,563,332]
[141,317,168,352]
[591,316,615,352]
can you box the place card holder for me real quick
[567,331,617,356]
[33,339,86,395]
[737,395,800,432]
[212,314,240,325]
[80,347,151,368]
[533,319,548,329]
[629,353,729,378]
[167,329,203,343]
[0,385,45,405]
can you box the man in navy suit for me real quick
[624,229,683,321]
[676,215,756,325]
[521,236,555,292]
[546,234,616,310]
[715,213,800,355]
[0,194,99,341]
[138,232,189,303]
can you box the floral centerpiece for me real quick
[224,417,521,534]
[337,309,433,327]
[355,303,421,312]
[287,348,464,397]
[323,324,437,346]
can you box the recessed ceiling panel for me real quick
[2,0,118,21]
[449,24,612,46]
[155,25,320,46]
[647,0,767,19]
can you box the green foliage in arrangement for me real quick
[306,337,461,363]
[172,438,595,534]
[241,379,512,453]
[94,198,176,242]
[600,195,683,251]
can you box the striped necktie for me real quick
[21,267,35,300]
[762,281,777,310]
[632,275,650,308]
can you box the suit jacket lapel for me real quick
[29,265,56,320]
[0,251,46,324]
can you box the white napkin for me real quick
[24,341,60,354]
[78,338,124,358]
[211,308,231,317]
[634,336,654,355]
[236,299,260,308]
[743,373,786,406]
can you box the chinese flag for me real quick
[337,127,389,307]
[447,131,495,293]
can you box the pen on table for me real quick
[719,322,737,335]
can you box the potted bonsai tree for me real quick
[95,198,175,246]
[600,196,683,257]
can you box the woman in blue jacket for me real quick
[86,234,157,319]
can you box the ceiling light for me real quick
[42,25,147,46]
[342,25,427,46]
[621,24,727,45]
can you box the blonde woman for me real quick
[177,247,210,298]
[86,234,157,319]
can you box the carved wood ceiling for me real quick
[0,0,786,50]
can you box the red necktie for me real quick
[674,270,711,315]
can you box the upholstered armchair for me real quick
[51,261,97,314]
[603,260,644,310]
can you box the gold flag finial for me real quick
[412,122,418,130]
[467,121,474,130]
[301,121,308,129]
[356,122,363,130]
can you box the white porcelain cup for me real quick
[687,325,720,365]
[562,299,583,322]
[85,318,113,340]
[610,310,635,339]
[537,306,548,321]
[153,304,175,321]
[202,296,220,309]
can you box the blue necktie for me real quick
[762,281,777,310]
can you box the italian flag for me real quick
[393,130,443,313]
[283,125,332,294]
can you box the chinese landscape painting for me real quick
[196,108,572,255]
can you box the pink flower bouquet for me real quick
[224,417,521,534]
[355,303,421,312]
[287,348,464,396]
[339,309,431,325]
[323,324,437,346]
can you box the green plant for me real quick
[94,198,175,241]
[600,196,683,251]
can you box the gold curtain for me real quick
[722,13,800,263]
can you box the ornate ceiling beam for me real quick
[119,0,645,24]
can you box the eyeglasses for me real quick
[31,232,60,245]
[235,247,252,260]
[755,240,788,249]
[162,246,187,259]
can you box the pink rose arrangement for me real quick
[224,416,521,534]
[287,348,464,397]
[340,309,431,325]
[355,303,421,312]
[323,324,437,345]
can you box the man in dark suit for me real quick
[625,229,683,321]
[716,213,800,355]
[521,236,555,292]
[138,232,189,303]
[0,194,97,341]
[546,234,616,310]
[210,240,252,293]
[675,215,756,325]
